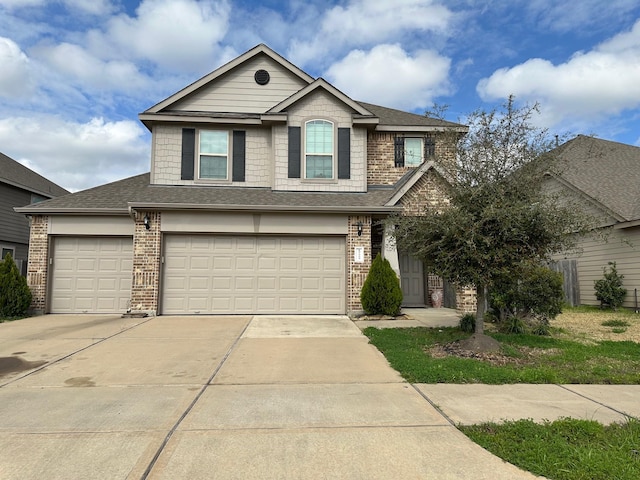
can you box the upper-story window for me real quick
[199,130,229,180]
[305,120,334,179]
[394,136,436,167]
[404,138,423,166]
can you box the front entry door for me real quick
[400,253,425,306]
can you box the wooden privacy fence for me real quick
[549,259,580,307]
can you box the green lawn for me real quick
[460,418,640,480]
[363,326,640,384]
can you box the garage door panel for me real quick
[50,237,133,314]
[162,235,345,314]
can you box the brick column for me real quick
[347,215,372,315]
[130,211,161,315]
[456,285,477,315]
[26,215,49,314]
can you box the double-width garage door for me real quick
[162,235,345,314]
[50,237,133,313]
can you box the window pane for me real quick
[200,155,227,179]
[306,120,333,154]
[200,131,227,154]
[405,138,423,166]
[306,155,332,179]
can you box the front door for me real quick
[400,253,425,306]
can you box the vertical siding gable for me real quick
[170,55,310,114]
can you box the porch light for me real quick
[143,214,151,230]
[357,221,363,236]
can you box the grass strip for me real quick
[460,418,640,480]
[363,327,640,384]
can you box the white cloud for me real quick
[34,42,151,93]
[525,0,639,33]
[0,116,149,192]
[289,0,452,67]
[97,0,232,72]
[63,0,117,16]
[477,19,640,127]
[326,44,451,111]
[0,0,44,8]
[0,37,35,98]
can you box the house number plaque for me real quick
[354,246,364,263]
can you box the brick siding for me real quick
[130,211,162,314]
[26,215,49,314]
[347,215,371,314]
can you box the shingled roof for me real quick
[0,152,69,198]
[357,102,466,130]
[16,173,402,214]
[550,135,640,222]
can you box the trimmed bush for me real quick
[360,253,403,316]
[490,263,564,323]
[0,253,32,318]
[594,262,626,310]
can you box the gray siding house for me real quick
[548,135,640,309]
[1,152,68,273]
[17,44,471,316]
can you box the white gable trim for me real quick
[268,79,375,117]
[144,44,315,114]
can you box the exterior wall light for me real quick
[143,214,151,230]
[357,221,363,236]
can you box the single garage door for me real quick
[50,236,133,313]
[162,235,345,314]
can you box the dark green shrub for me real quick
[0,253,32,318]
[501,316,527,334]
[459,313,476,333]
[490,263,564,324]
[594,262,626,310]
[360,253,403,316]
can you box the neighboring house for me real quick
[546,135,640,309]
[17,44,470,316]
[1,152,69,274]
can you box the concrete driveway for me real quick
[0,314,538,479]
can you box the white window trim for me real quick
[196,129,231,183]
[303,118,337,181]
[404,137,424,167]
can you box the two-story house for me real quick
[1,152,68,274]
[17,44,468,316]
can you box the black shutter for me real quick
[337,128,350,179]
[181,128,196,180]
[232,130,246,182]
[288,126,301,178]
[425,137,436,158]
[394,137,405,167]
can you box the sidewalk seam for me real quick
[410,384,457,426]
[557,384,639,420]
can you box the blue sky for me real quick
[1,0,639,192]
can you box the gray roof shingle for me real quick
[357,102,465,129]
[16,173,401,214]
[0,152,69,198]
[551,135,640,222]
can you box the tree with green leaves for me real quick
[392,96,594,350]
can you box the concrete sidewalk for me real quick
[1,314,636,479]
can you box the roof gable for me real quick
[144,44,314,115]
[0,152,69,198]
[550,135,640,222]
[385,160,452,206]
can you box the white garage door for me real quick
[162,235,345,314]
[50,237,133,313]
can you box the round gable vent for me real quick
[254,69,270,85]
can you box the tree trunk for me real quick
[475,284,487,335]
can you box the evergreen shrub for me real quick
[0,253,32,318]
[360,253,403,316]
